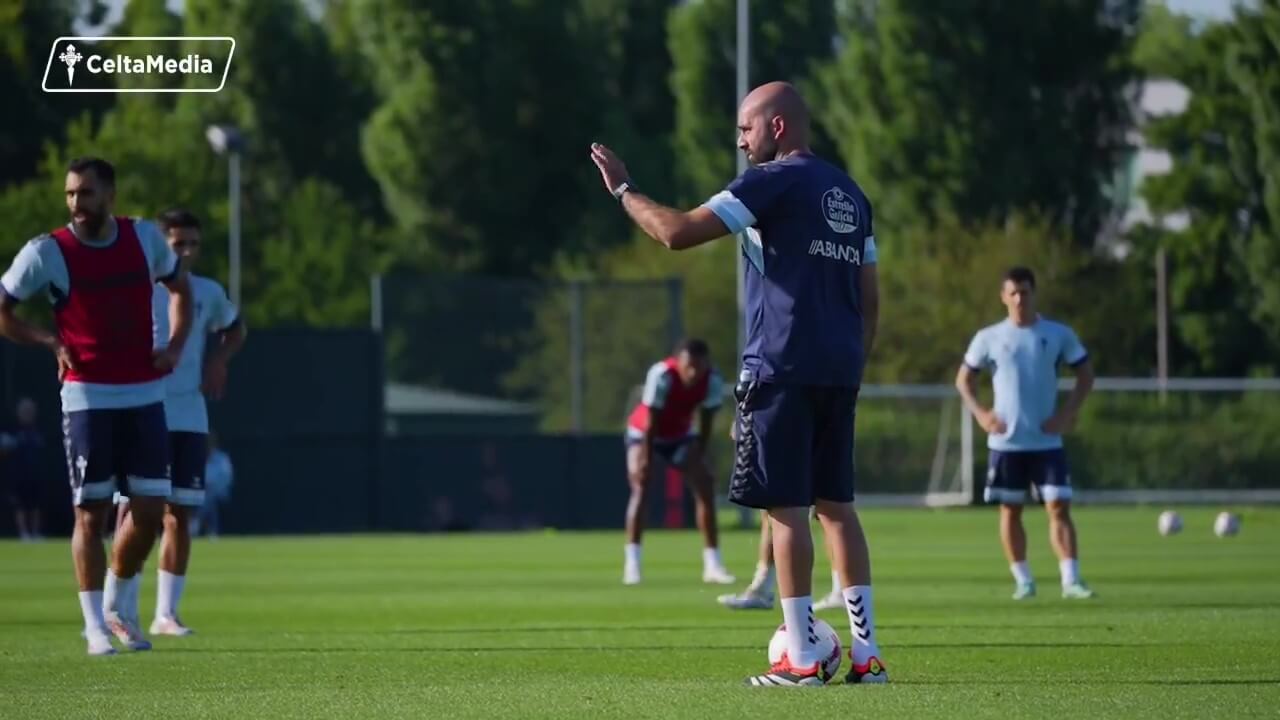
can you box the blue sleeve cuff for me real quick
[156,259,180,285]
[218,315,243,333]
[1067,353,1089,368]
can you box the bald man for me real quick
[590,82,887,686]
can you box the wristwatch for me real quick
[611,180,636,201]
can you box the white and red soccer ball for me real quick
[767,619,843,682]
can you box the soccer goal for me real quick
[853,384,975,507]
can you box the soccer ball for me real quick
[767,619,842,681]
[1213,512,1241,538]
[1157,510,1183,536]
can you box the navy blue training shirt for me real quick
[704,153,877,388]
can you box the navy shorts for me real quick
[985,449,1073,505]
[728,378,858,509]
[168,432,208,507]
[63,403,170,506]
[624,433,696,468]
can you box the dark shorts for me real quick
[624,433,696,468]
[728,378,858,509]
[168,432,208,507]
[117,432,208,507]
[984,449,1073,505]
[63,403,170,507]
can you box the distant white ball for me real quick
[1158,510,1183,536]
[768,618,842,681]
[1214,512,1241,538]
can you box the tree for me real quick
[182,0,377,209]
[1132,0,1198,77]
[0,0,95,188]
[668,0,837,203]
[0,0,382,333]
[873,213,1152,383]
[1139,18,1273,375]
[1227,1,1280,353]
[353,0,616,275]
[816,0,1141,242]
[250,178,379,328]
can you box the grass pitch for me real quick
[2,507,1278,718]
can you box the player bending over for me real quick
[623,339,734,585]
[591,81,886,685]
[955,266,1095,601]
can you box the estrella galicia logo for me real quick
[821,186,859,234]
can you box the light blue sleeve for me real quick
[864,236,878,265]
[1060,325,1088,366]
[963,329,991,371]
[702,190,758,235]
[702,371,725,410]
[1,238,53,301]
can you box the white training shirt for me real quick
[153,274,240,433]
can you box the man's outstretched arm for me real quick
[591,143,730,250]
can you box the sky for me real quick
[1164,0,1236,18]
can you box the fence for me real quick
[3,321,1280,538]
[374,271,686,434]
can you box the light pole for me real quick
[205,124,246,307]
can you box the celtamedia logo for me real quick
[43,36,235,93]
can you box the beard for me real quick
[748,139,779,166]
[72,209,108,238]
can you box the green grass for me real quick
[2,508,1279,718]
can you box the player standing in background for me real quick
[591,81,887,685]
[955,266,1096,601]
[0,157,192,655]
[3,398,47,541]
[622,339,734,585]
[116,208,246,636]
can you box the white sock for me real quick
[779,596,820,668]
[104,570,120,617]
[843,585,880,665]
[1059,558,1079,587]
[157,570,185,619]
[830,570,841,596]
[624,543,641,568]
[126,572,142,619]
[78,591,108,636]
[702,547,722,570]
[750,563,775,593]
[106,572,141,621]
[1010,561,1033,586]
